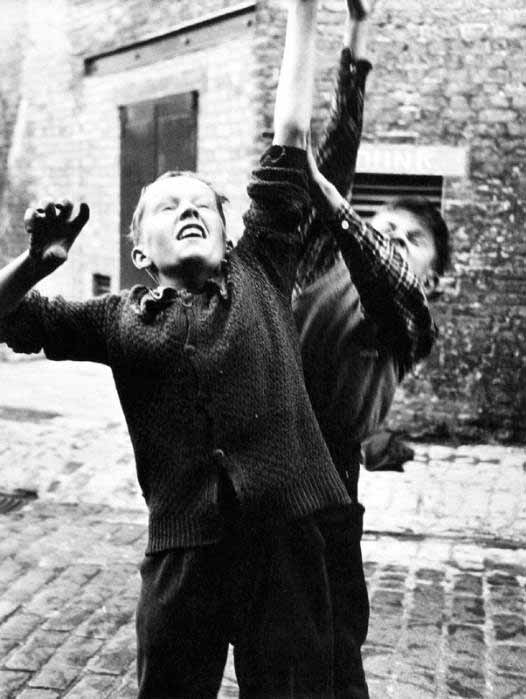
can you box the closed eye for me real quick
[407,230,425,244]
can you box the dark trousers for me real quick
[136,505,369,698]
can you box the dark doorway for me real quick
[119,91,198,289]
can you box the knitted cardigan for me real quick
[0,146,350,552]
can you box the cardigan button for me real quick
[212,448,225,461]
[341,219,350,231]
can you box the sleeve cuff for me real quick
[341,46,373,78]
[260,144,307,170]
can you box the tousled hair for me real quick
[129,170,229,246]
[385,196,451,276]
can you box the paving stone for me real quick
[446,665,486,698]
[364,678,387,697]
[451,596,486,625]
[0,560,26,594]
[4,629,66,672]
[106,523,145,546]
[410,583,445,623]
[0,600,20,627]
[28,663,81,691]
[73,598,134,640]
[491,672,526,698]
[415,567,445,582]
[391,663,438,697]
[362,645,396,679]
[453,572,483,596]
[405,623,443,670]
[0,638,18,657]
[492,645,526,675]
[86,622,136,674]
[0,669,31,696]
[488,572,522,587]
[492,614,526,642]
[488,586,524,615]
[377,572,407,589]
[113,665,138,699]
[366,617,403,649]
[63,672,120,698]
[17,690,60,699]
[43,604,96,633]
[5,568,60,605]
[370,589,404,613]
[362,561,377,577]
[0,612,41,641]
[447,624,485,660]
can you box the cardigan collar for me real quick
[131,256,231,320]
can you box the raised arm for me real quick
[295,0,374,289]
[315,1,374,191]
[306,149,437,370]
[0,200,89,319]
[273,0,320,149]
[240,0,320,298]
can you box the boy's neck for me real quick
[157,262,222,293]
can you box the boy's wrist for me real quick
[24,249,55,283]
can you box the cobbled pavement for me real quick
[0,360,525,698]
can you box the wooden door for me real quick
[119,91,198,289]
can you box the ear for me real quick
[423,270,441,301]
[132,246,152,270]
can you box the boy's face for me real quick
[134,176,226,280]
[370,207,437,281]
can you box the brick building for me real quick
[1,0,525,442]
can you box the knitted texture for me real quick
[0,146,350,552]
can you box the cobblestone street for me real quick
[1,360,525,698]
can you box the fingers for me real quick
[25,199,90,232]
[71,202,90,233]
[55,199,90,233]
[24,207,38,234]
[56,198,74,220]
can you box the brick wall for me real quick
[1,0,525,442]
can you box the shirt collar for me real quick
[131,256,230,320]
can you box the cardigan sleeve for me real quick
[239,145,311,299]
[0,290,119,364]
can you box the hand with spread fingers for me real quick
[24,199,90,273]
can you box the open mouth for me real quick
[176,222,207,240]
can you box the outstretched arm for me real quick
[273,0,320,149]
[241,0,320,298]
[0,201,114,365]
[315,0,374,190]
[0,200,89,319]
[296,0,374,289]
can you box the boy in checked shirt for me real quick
[294,1,450,692]
[298,0,451,498]
[0,1,376,696]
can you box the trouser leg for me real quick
[136,545,230,699]
[318,505,370,699]
[233,517,334,698]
